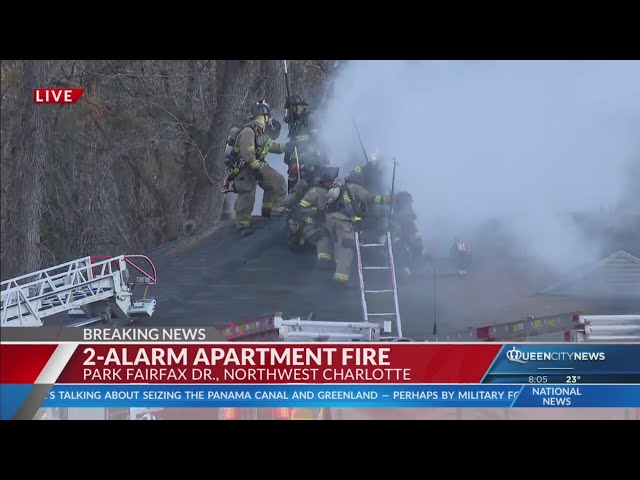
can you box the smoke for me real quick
[318,60,640,272]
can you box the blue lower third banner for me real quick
[41,384,640,408]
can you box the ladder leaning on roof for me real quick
[1,255,157,327]
[354,231,403,339]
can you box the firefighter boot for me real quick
[333,273,350,289]
[240,227,254,237]
[288,236,305,251]
[317,257,334,270]
[271,206,285,217]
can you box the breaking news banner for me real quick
[1,330,639,419]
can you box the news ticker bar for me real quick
[36,384,640,409]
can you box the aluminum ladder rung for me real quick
[355,231,403,339]
[586,325,640,333]
[1,255,134,327]
[583,335,640,341]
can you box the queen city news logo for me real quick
[506,347,528,364]
[506,346,606,364]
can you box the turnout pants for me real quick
[234,164,286,229]
[325,215,355,283]
[288,221,332,262]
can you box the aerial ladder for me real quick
[1,255,157,327]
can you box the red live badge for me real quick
[33,88,84,104]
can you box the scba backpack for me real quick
[224,126,244,168]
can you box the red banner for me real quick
[0,344,58,383]
[33,88,84,104]
[46,344,502,384]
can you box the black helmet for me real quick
[395,191,413,208]
[286,95,309,108]
[249,100,271,118]
[318,166,340,186]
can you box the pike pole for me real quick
[283,60,300,189]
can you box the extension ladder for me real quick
[1,255,157,327]
[354,231,403,338]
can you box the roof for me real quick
[139,217,602,336]
[41,217,629,336]
[538,250,640,299]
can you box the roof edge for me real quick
[538,250,640,296]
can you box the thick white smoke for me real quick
[317,60,640,272]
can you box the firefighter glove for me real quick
[292,179,309,196]
[268,118,282,140]
[326,185,341,205]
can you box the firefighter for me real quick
[234,100,288,236]
[284,95,327,192]
[346,150,388,246]
[450,236,471,275]
[323,177,392,287]
[390,191,424,279]
[346,148,386,194]
[283,167,339,269]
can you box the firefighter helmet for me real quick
[395,191,413,208]
[249,100,271,118]
[286,95,309,108]
[318,166,340,186]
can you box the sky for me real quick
[315,60,640,272]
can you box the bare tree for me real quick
[187,60,259,229]
[260,60,287,117]
[4,60,49,276]
[0,59,336,280]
